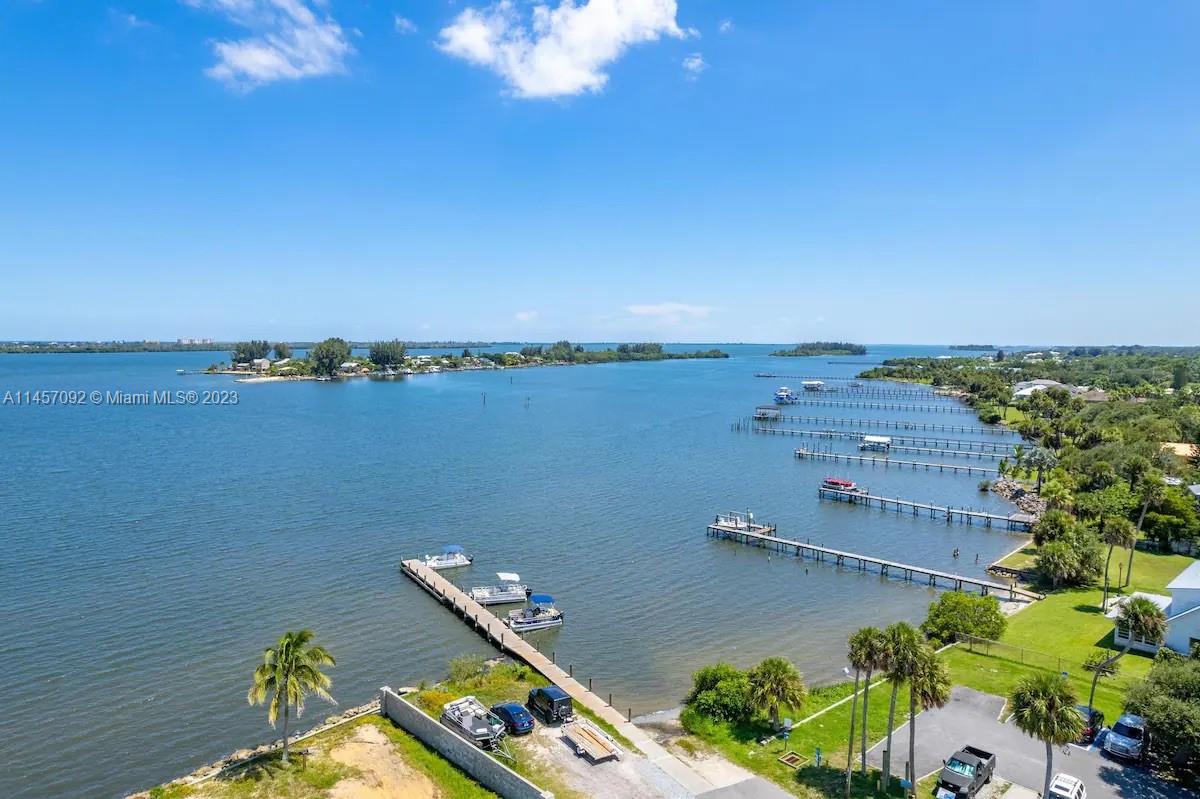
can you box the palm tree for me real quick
[1010,673,1084,799]
[1012,444,1027,476]
[1086,596,1167,723]
[748,657,807,731]
[854,627,889,778]
[845,627,886,797]
[1129,476,1165,587]
[1099,517,1137,610]
[996,459,1009,481]
[906,647,951,797]
[881,622,921,788]
[1026,446,1058,492]
[247,629,336,764]
[1039,480,1072,512]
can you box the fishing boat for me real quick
[822,477,868,493]
[440,696,506,750]
[505,594,563,632]
[858,435,892,452]
[774,386,793,403]
[422,544,473,570]
[468,572,531,605]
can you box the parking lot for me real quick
[866,686,1192,799]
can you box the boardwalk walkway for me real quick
[749,425,1015,452]
[793,447,998,476]
[705,518,1042,601]
[400,560,714,795]
[775,397,974,414]
[757,414,1014,435]
[816,487,1034,531]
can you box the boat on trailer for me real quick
[505,594,563,632]
[469,572,531,605]
[440,696,507,750]
[822,477,868,494]
[423,544,473,570]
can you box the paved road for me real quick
[866,686,1192,799]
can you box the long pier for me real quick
[749,425,1015,452]
[399,560,714,794]
[883,443,1006,461]
[774,397,975,414]
[705,516,1042,600]
[759,413,1017,436]
[793,447,999,476]
[816,487,1035,531]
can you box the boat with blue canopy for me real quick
[423,544,473,570]
[505,593,563,632]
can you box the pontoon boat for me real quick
[423,544,473,570]
[440,696,506,750]
[468,572,531,605]
[822,477,868,493]
[505,594,563,632]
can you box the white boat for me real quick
[774,386,793,403]
[801,380,825,392]
[858,435,892,452]
[423,544,473,570]
[506,594,563,632]
[469,572,531,605]
[440,696,506,750]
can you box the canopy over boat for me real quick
[443,544,464,554]
[529,594,555,605]
[496,572,520,583]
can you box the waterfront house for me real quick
[251,358,271,372]
[1108,560,1200,655]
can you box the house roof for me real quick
[1162,442,1198,458]
[1167,560,1200,591]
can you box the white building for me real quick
[1109,560,1200,655]
[251,358,271,372]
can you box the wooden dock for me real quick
[793,447,999,476]
[705,517,1042,601]
[748,425,1015,452]
[816,487,1035,531]
[881,443,1006,461]
[775,397,975,414]
[759,414,1017,436]
[399,560,714,794]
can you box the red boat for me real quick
[822,477,866,493]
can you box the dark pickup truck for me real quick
[934,746,995,799]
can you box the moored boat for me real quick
[822,477,868,493]
[774,386,793,403]
[469,572,531,605]
[505,594,563,632]
[423,544,473,570]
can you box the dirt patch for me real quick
[328,723,438,799]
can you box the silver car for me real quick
[1102,713,1146,761]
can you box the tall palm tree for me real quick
[1012,443,1027,476]
[1086,596,1167,722]
[881,622,921,788]
[1026,447,1058,492]
[247,629,336,764]
[748,657,807,731]
[845,627,886,797]
[1039,480,1072,512]
[1129,476,1165,587]
[855,627,889,778]
[907,647,951,797]
[1010,673,1084,799]
[1099,517,1137,610]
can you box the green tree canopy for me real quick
[920,592,1007,645]
[232,340,271,362]
[310,337,351,376]
[369,339,407,367]
[748,657,807,730]
[271,342,293,360]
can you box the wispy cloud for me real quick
[718,18,733,34]
[437,0,687,99]
[184,0,353,91]
[514,310,538,322]
[111,8,154,30]
[681,52,706,79]
[393,15,417,35]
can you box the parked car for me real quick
[1102,713,1147,761]
[491,701,535,735]
[1047,773,1087,799]
[934,745,995,799]
[1074,704,1105,744]
[527,685,574,723]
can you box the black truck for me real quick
[934,745,995,799]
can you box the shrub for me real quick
[448,655,486,684]
[978,480,992,492]
[920,592,1007,645]
[684,663,753,723]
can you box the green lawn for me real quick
[998,545,1037,569]
[1000,406,1027,425]
[680,680,916,798]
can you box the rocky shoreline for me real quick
[989,477,1047,518]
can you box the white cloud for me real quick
[112,9,154,30]
[625,302,714,323]
[185,0,353,90]
[514,310,538,322]
[437,0,686,99]
[394,14,417,35]
[681,51,706,78]
[717,18,733,34]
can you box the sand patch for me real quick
[328,723,438,799]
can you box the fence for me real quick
[955,633,1091,676]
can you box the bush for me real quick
[920,592,1007,645]
[978,480,992,492]
[448,655,486,684]
[684,663,753,723]
[1126,657,1200,775]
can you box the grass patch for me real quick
[997,546,1037,569]
[680,680,915,798]
[360,715,499,799]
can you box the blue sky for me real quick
[1,1,1197,344]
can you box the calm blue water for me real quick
[0,345,1026,798]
